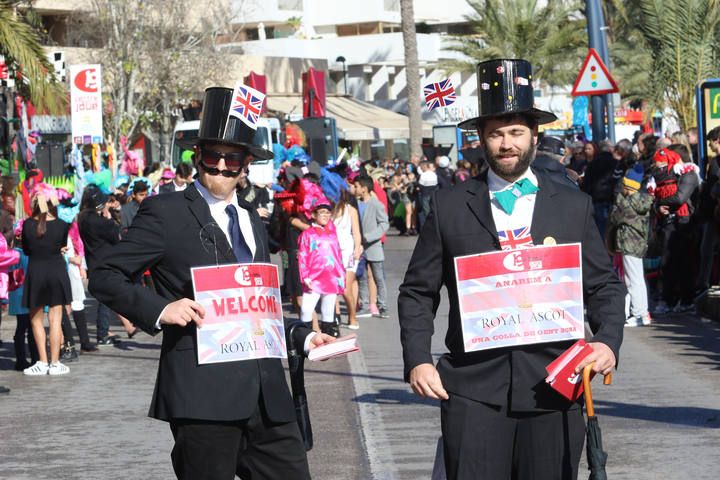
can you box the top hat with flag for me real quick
[179,86,273,160]
[458,59,557,131]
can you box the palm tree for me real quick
[400,0,422,160]
[444,0,587,89]
[608,0,720,130]
[0,2,66,114]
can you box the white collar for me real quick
[487,167,538,193]
[193,180,239,210]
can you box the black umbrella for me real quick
[288,324,313,451]
[582,365,613,480]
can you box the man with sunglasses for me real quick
[90,87,334,480]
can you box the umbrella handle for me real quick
[582,364,613,417]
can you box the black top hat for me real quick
[458,59,557,131]
[178,87,273,160]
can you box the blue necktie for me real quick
[492,178,539,215]
[225,204,253,263]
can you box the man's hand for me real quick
[409,363,449,400]
[575,342,616,376]
[307,333,336,350]
[69,256,83,266]
[659,205,670,215]
[257,207,270,219]
[159,298,206,328]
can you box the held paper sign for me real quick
[191,263,286,364]
[454,243,584,353]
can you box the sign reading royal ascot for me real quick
[191,263,286,365]
[69,64,103,144]
[454,244,584,353]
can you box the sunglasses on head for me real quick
[198,147,249,171]
[199,160,243,178]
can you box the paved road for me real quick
[1,234,720,479]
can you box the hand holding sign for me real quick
[160,298,206,328]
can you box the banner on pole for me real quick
[70,64,103,144]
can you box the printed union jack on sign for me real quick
[424,78,457,110]
[498,226,534,250]
[227,82,265,130]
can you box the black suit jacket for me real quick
[89,183,312,422]
[398,169,626,412]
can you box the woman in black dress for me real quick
[22,185,72,376]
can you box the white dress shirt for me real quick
[487,167,539,235]
[193,180,256,257]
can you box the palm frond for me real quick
[0,5,67,114]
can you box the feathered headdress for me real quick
[30,182,59,214]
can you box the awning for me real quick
[266,94,433,141]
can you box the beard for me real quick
[487,141,536,181]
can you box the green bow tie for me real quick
[492,178,539,215]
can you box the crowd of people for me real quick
[1,123,715,378]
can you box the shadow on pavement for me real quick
[595,399,720,428]
[353,388,440,407]
[647,316,720,369]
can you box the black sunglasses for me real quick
[198,147,249,171]
[199,160,243,178]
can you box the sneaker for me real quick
[320,321,340,338]
[48,362,70,376]
[0,385,9,394]
[23,361,49,376]
[625,316,641,327]
[652,301,671,315]
[370,304,380,316]
[374,308,390,319]
[346,323,360,330]
[61,344,79,362]
[97,336,118,346]
[356,308,372,318]
[672,303,695,314]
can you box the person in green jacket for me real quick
[608,164,654,327]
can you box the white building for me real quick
[228,0,482,126]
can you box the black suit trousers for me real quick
[170,398,310,480]
[441,393,585,480]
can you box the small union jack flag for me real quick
[498,227,534,250]
[424,78,456,110]
[227,82,265,131]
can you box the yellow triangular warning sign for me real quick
[571,48,619,96]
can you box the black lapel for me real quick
[530,169,561,244]
[185,183,235,262]
[465,172,500,241]
[237,198,268,263]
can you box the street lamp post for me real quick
[335,55,348,95]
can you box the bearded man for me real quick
[398,59,625,479]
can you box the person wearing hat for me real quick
[159,163,194,194]
[534,135,579,189]
[89,87,334,480]
[398,59,626,479]
[607,164,653,327]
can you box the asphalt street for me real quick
[0,233,719,479]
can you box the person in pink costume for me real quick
[297,197,345,337]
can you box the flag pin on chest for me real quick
[512,188,522,197]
